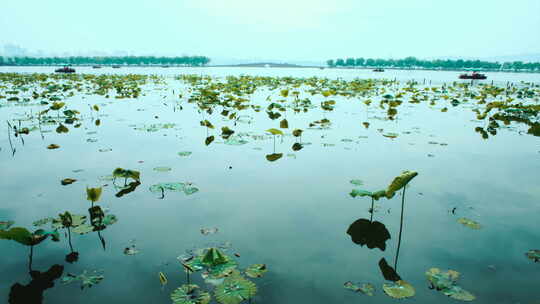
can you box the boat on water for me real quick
[373,68,385,72]
[112,65,121,69]
[55,66,75,73]
[92,65,102,69]
[459,71,487,80]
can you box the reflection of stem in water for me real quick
[67,227,74,253]
[186,271,190,284]
[370,197,374,222]
[7,121,16,156]
[97,230,106,251]
[28,245,34,272]
[273,136,276,153]
[394,186,406,270]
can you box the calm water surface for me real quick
[0,67,539,304]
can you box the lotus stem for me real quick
[67,226,74,253]
[370,197,374,222]
[394,186,406,270]
[28,245,34,272]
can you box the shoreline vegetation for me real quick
[327,57,540,73]
[0,55,210,67]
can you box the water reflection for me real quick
[346,219,390,251]
[9,264,64,304]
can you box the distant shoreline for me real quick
[1,64,539,74]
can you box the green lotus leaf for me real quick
[183,185,199,195]
[382,280,415,299]
[149,182,185,193]
[33,229,60,242]
[457,218,481,230]
[0,221,15,230]
[32,217,54,227]
[215,275,257,304]
[385,171,418,198]
[526,249,540,262]
[0,227,33,245]
[350,179,364,186]
[202,248,228,266]
[62,270,104,289]
[205,136,215,146]
[224,138,248,145]
[86,187,103,202]
[72,224,95,235]
[61,178,77,185]
[200,120,215,129]
[207,259,238,279]
[280,119,289,129]
[245,264,267,278]
[153,166,172,172]
[102,215,118,226]
[371,190,387,200]
[112,168,140,181]
[425,268,459,290]
[349,189,372,198]
[49,102,65,110]
[171,284,211,304]
[183,255,206,273]
[443,285,476,301]
[344,281,374,296]
[292,129,303,137]
[266,128,283,136]
[178,151,192,157]
[52,213,87,229]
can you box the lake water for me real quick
[1,67,539,304]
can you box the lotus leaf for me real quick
[72,224,94,235]
[266,153,283,162]
[154,166,172,172]
[526,249,540,262]
[426,268,475,301]
[202,248,228,266]
[61,178,77,185]
[292,129,303,137]
[350,179,364,186]
[344,281,375,296]
[0,221,15,230]
[280,119,289,128]
[457,218,481,230]
[86,187,103,202]
[245,264,267,278]
[382,280,415,299]
[215,275,257,304]
[178,151,192,157]
[266,128,283,136]
[47,144,60,149]
[205,136,215,145]
[171,284,211,304]
[62,270,104,289]
[385,171,418,198]
[224,137,248,145]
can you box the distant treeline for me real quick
[327,57,540,72]
[0,56,211,66]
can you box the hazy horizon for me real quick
[2,0,539,64]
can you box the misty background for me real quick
[1,0,539,65]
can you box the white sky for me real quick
[1,0,539,61]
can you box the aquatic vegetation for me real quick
[382,280,415,299]
[457,218,482,230]
[171,284,211,304]
[526,249,540,262]
[61,270,104,289]
[425,268,475,301]
[344,281,375,296]
[215,272,257,304]
[244,264,267,278]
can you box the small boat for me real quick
[373,68,385,72]
[112,65,121,69]
[55,66,75,73]
[459,72,487,80]
[161,65,170,68]
[92,65,102,69]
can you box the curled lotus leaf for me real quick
[457,218,481,230]
[349,189,372,198]
[202,248,228,266]
[61,178,77,185]
[171,284,211,304]
[385,171,418,198]
[292,129,303,137]
[245,264,267,278]
[0,221,15,230]
[205,136,215,146]
[47,144,60,149]
[215,275,257,304]
[86,187,103,203]
[382,280,415,299]
[266,128,283,136]
[344,281,375,296]
[526,249,540,262]
[350,179,364,186]
[112,168,140,181]
[280,119,289,129]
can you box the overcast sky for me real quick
[2,0,539,61]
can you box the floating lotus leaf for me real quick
[457,218,481,230]
[382,280,415,299]
[124,245,139,255]
[61,178,77,185]
[383,133,399,139]
[32,217,54,227]
[221,127,235,139]
[266,128,283,136]
[149,182,185,193]
[102,215,118,226]
[350,179,364,186]
[526,249,540,262]
[183,255,206,273]
[72,224,94,235]
[47,144,60,149]
[207,259,238,279]
[266,153,283,162]
[224,137,248,145]
[426,268,474,301]
[112,168,140,181]
[171,284,211,304]
[52,214,87,229]
[201,227,219,235]
[344,281,375,296]
[178,151,192,157]
[184,185,199,195]
[292,143,303,151]
[61,270,104,289]
[98,148,112,152]
[86,187,103,202]
[49,102,65,110]
[153,166,172,172]
[0,221,15,230]
[443,285,476,301]
[385,171,418,198]
[215,275,257,304]
[349,189,372,198]
[56,124,69,133]
[200,120,215,129]
[245,264,267,278]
